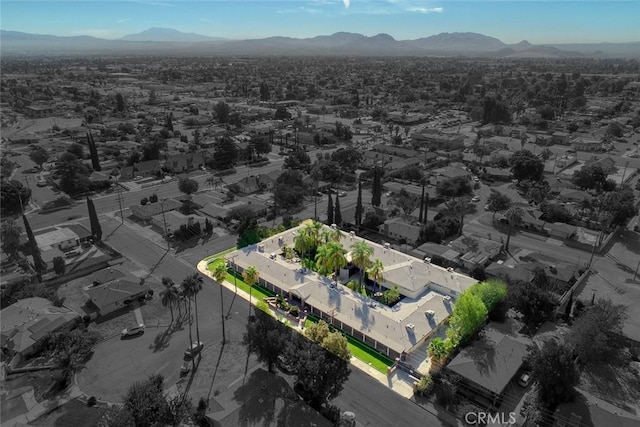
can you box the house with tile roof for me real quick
[85,280,151,316]
[0,297,80,359]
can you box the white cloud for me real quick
[277,6,321,14]
[343,0,350,8]
[406,6,443,13]
[117,18,130,24]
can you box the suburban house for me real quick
[85,279,152,316]
[166,150,208,173]
[447,327,529,407]
[571,137,603,152]
[34,226,81,252]
[0,297,80,360]
[555,387,640,427]
[483,167,512,181]
[130,199,182,222]
[410,242,460,266]
[433,165,472,180]
[234,175,261,194]
[121,160,161,180]
[555,155,577,170]
[552,131,570,145]
[449,234,502,269]
[411,129,465,151]
[151,211,206,236]
[379,217,422,246]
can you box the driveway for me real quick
[77,325,192,402]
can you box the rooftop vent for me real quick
[406,323,415,330]
[443,296,452,302]
[331,223,337,230]
[425,310,435,317]
[424,257,431,263]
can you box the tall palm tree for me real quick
[322,227,345,244]
[211,260,228,344]
[293,228,310,261]
[367,258,385,294]
[182,274,204,346]
[242,265,259,316]
[351,240,374,290]
[315,241,347,282]
[160,284,178,325]
[504,206,524,252]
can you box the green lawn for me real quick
[304,316,394,374]
[203,247,237,262]
[206,258,275,302]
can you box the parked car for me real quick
[36,179,47,187]
[121,324,145,338]
[338,191,347,197]
[471,196,480,202]
[517,372,532,387]
[184,341,204,358]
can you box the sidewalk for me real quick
[196,259,417,400]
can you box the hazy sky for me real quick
[1,1,638,44]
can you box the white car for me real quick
[471,196,480,202]
[121,324,145,338]
[184,341,204,358]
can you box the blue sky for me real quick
[1,1,638,44]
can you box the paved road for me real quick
[334,367,451,427]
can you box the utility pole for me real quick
[160,199,170,250]
[116,185,124,224]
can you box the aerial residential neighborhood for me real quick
[1,4,640,426]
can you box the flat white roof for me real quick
[225,222,477,354]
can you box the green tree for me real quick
[568,298,627,365]
[114,92,126,113]
[436,176,473,236]
[322,332,351,362]
[22,215,45,280]
[390,188,420,215]
[486,191,511,219]
[448,290,487,343]
[29,147,49,167]
[508,279,557,329]
[326,191,334,225]
[427,337,449,362]
[371,166,382,207]
[334,193,342,226]
[527,340,579,409]
[53,256,66,275]
[510,150,544,183]
[242,265,260,311]
[367,258,384,293]
[181,274,203,347]
[504,205,524,252]
[572,164,608,191]
[305,320,330,344]
[212,135,238,170]
[244,308,288,373]
[274,169,308,213]
[67,143,85,159]
[315,241,347,281]
[468,279,507,313]
[382,286,400,305]
[294,336,350,410]
[86,197,102,241]
[214,101,230,123]
[122,375,167,427]
[178,177,199,201]
[1,219,22,261]
[160,278,180,324]
[355,180,363,228]
[351,240,373,290]
[1,180,31,214]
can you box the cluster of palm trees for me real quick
[293,220,386,294]
[160,274,203,368]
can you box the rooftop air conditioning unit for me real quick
[384,242,391,249]
[447,267,454,272]
[331,223,337,229]
[406,323,415,330]
[257,244,265,252]
[424,257,431,263]
[425,310,435,317]
[349,231,355,238]
[443,296,451,302]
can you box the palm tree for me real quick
[212,261,228,287]
[351,240,373,290]
[322,227,344,243]
[427,337,449,366]
[160,283,178,325]
[293,228,310,261]
[182,274,204,347]
[242,265,259,316]
[504,206,524,252]
[367,258,385,294]
[315,241,347,282]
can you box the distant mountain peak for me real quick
[120,28,223,42]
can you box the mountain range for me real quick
[2,28,639,58]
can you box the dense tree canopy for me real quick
[509,150,544,182]
[274,169,308,212]
[527,340,579,409]
[0,180,31,214]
